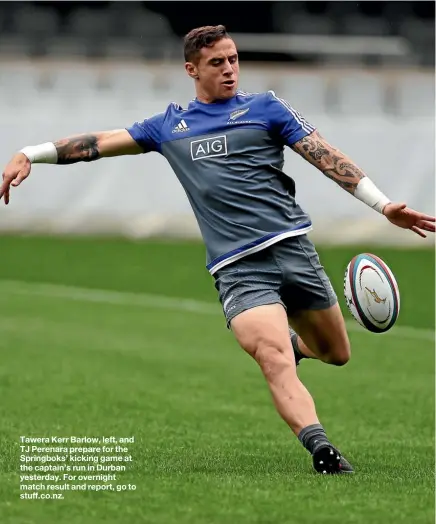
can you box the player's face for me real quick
[187,38,239,102]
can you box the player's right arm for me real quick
[1,112,165,205]
[54,129,144,163]
[1,130,143,204]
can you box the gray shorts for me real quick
[213,234,337,327]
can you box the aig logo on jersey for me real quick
[190,135,227,161]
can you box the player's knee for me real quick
[250,339,294,380]
[324,339,351,366]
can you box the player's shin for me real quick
[255,346,320,435]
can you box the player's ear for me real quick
[185,62,199,80]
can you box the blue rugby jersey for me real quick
[126,90,315,275]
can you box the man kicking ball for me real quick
[2,25,434,474]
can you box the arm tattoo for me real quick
[291,131,365,194]
[54,135,100,165]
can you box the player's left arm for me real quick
[291,130,435,238]
[290,130,365,194]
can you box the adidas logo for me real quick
[172,119,189,133]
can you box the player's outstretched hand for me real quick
[383,202,436,238]
[1,153,31,205]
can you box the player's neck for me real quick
[195,90,235,105]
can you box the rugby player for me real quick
[1,26,434,474]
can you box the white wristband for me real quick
[19,142,58,164]
[354,177,391,214]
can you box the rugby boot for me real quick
[312,442,354,474]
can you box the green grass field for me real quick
[0,235,434,524]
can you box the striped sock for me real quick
[298,424,330,454]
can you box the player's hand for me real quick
[1,153,32,205]
[383,202,436,238]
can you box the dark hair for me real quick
[183,25,230,62]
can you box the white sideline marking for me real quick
[0,280,434,342]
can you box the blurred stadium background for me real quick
[0,2,434,524]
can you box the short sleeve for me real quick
[126,112,165,154]
[266,91,316,146]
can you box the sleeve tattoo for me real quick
[54,135,100,165]
[291,130,366,194]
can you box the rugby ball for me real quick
[344,253,400,333]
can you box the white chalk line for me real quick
[0,280,433,342]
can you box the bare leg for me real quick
[230,303,320,436]
[230,303,354,473]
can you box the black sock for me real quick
[298,424,330,454]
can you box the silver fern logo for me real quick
[229,108,250,121]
